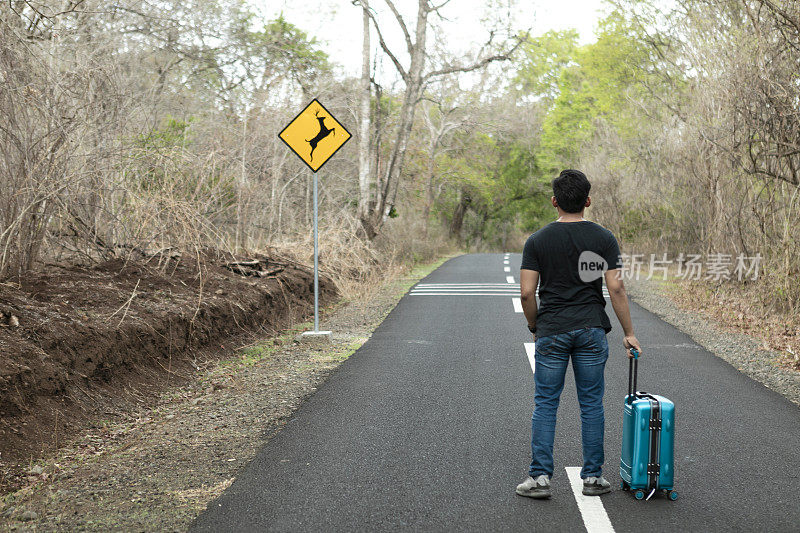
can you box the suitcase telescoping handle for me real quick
[627,347,640,404]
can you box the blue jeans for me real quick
[529,327,609,479]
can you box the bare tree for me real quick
[418,96,467,236]
[1,0,527,285]
[357,0,525,238]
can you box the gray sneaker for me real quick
[516,475,552,499]
[583,476,612,495]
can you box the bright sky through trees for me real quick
[254,0,605,77]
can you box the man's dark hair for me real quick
[552,169,591,213]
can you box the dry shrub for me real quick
[267,213,456,301]
[270,225,382,301]
[580,1,800,314]
[0,10,123,278]
[672,279,800,369]
[376,214,455,265]
[0,2,458,292]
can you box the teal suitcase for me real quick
[619,349,678,500]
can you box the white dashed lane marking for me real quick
[565,467,615,533]
[512,297,523,313]
[506,276,515,283]
[524,342,535,374]
[504,266,511,272]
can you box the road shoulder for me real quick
[0,256,454,531]
[626,278,800,406]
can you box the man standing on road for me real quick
[515,169,642,499]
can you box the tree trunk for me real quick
[359,0,517,239]
[357,1,372,224]
[450,189,470,238]
[366,80,421,233]
[363,0,429,237]
[421,138,437,238]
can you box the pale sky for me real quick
[254,0,607,79]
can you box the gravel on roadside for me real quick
[0,257,452,532]
[626,277,800,407]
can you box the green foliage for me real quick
[259,15,330,88]
[444,8,684,247]
[178,6,331,98]
[514,29,580,100]
[536,68,595,172]
[137,116,193,150]
[133,116,193,192]
[430,122,551,247]
[527,11,664,173]
[494,144,552,232]
[430,132,500,221]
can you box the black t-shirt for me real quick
[521,220,621,338]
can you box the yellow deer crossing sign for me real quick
[278,99,351,172]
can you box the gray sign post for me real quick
[312,171,321,333]
[277,99,350,343]
[298,168,331,342]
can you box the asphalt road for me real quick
[193,254,800,532]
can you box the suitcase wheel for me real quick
[634,489,645,500]
[668,490,678,501]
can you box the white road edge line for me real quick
[565,467,616,533]
[506,275,515,283]
[512,297,523,313]
[524,342,535,374]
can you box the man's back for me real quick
[520,220,620,338]
[516,169,639,499]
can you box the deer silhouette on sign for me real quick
[306,110,336,162]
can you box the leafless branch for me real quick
[427,0,454,19]
[424,33,526,81]
[364,6,408,81]
[383,0,414,54]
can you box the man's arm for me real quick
[520,269,539,337]
[604,269,642,358]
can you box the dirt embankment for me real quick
[0,252,335,474]
[0,256,450,531]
